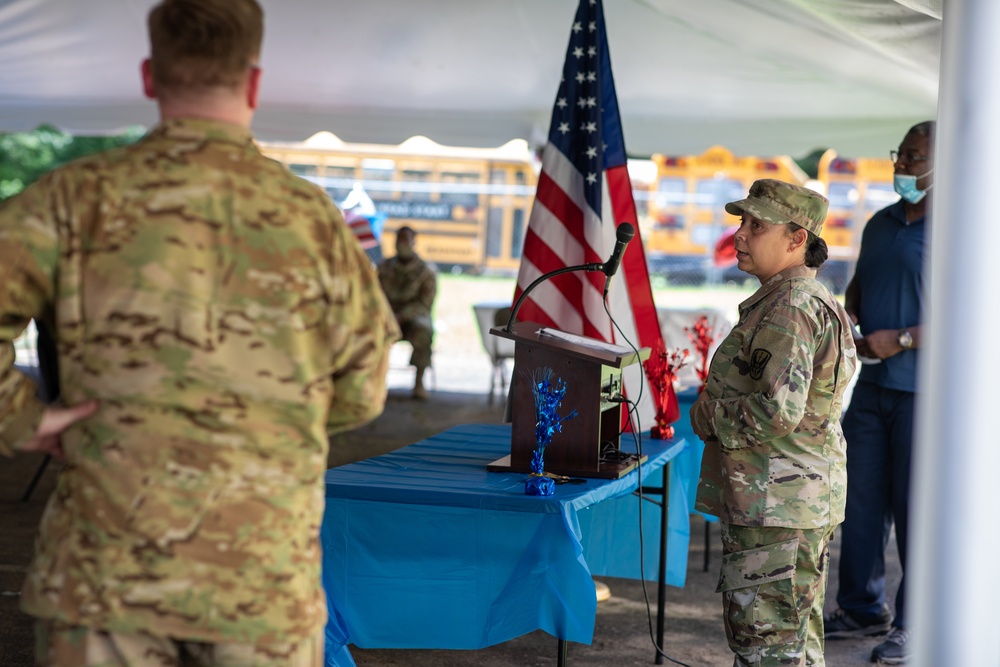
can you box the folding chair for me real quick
[472,302,515,406]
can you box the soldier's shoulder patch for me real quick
[749,348,772,380]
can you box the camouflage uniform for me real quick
[0,118,400,645]
[377,252,437,369]
[691,180,857,666]
[35,618,323,667]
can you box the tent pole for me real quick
[910,1,1000,665]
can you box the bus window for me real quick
[360,159,398,216]
[402,169,434,202]
[654,177,686,229]
[324,165,357,202]
[486,206,504,259]
[694,178,744,208]
[655,177,686,207]
[510,208,526,260]
[865,183,898,211]
[440,170,481,209]
[362,159,395,181]
[289,163,317,178]
[826,182,859,211]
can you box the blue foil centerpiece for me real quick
[525,367,578,496]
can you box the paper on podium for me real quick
[537,327,634,356]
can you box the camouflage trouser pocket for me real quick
[718,537,801,648]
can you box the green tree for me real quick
[0,125,144,201]
[793,148,829,180]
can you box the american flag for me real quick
[344,210,384,265]
[513,0,669,425]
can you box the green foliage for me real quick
[0,125,145,201]
[793,148,829,180]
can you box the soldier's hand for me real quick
[17,400,100,460]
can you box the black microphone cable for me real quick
[602,295,644,443]
[601,299,693,667]
[618,395,693,667]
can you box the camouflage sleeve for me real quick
[325,205,401,435]
[419,268,436,311]
[689,392,715,440]
[702,303,818,449]
[0,177,59,455]
[376,259,390,291]
[393,265,436,325]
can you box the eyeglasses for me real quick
[890,150,930,164]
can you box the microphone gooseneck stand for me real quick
[505,262,604,333]
[505,222,635,333]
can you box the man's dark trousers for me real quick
[837,379,915,628]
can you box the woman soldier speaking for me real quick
[690,179,857,667]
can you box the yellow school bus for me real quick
[815,149,898,290]
[258,133,539,272]
[644,145,810,285]
[259,136,893,290]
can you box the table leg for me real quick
[654,460,670,664]
[557,638,569,666]
[637,460,672,665]
[21,454,51,502]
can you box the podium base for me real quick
[486,453,647,480]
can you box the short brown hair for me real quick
[147,0,263,92]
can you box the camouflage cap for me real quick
[725,179,829,236]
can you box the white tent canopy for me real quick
[0,0,940,156]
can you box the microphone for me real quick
[603,222,635,296]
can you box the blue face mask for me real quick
[894,171,933,204]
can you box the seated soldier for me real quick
[378,226,437,399]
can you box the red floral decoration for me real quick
[684,314,719,392]
[642,338,690,440]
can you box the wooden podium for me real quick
[487,321,648,479]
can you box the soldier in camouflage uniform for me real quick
[378,226,438,399]
[0,1,399,665]
[690,179,857,666]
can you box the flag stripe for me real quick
[533,172,588,253]
[521,228,586,317]
[606,164,661,348]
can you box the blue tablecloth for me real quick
[320,423,696,666]
[671,388,718,523]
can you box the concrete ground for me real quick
[1,276,901,666]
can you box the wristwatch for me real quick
[897,329,914,349]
